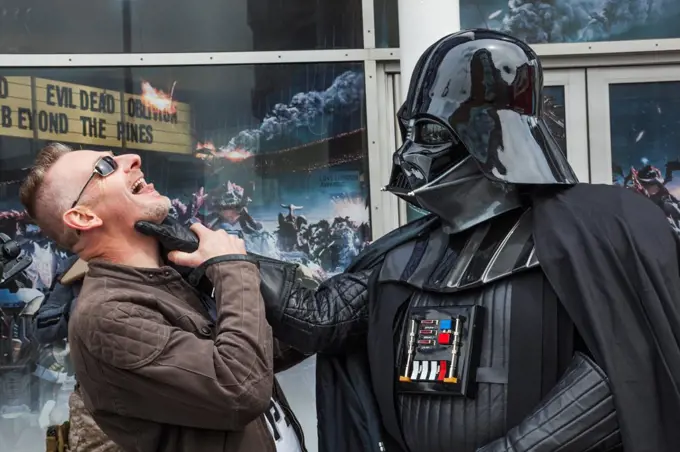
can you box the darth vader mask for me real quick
[384,29,578,229]
[387,114,522,232]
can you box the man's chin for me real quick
[139,198,171,224]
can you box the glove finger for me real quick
[134,221,161,236]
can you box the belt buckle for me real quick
[396,304,484,397]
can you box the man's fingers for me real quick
[167,250,193,266]
[188,221,210,237]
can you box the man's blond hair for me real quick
[20,142,79,250]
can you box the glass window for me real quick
[460,0,680,44]
[610,81,680,233]
[0,63,370,451]
[544,85,567,156]
[375,0,400,48]
[0,0,363,53]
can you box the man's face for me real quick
[56,150,170,233]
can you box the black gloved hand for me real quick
[135,216,245,295]
[135,216,200,253]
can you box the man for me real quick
[33,255,308,452]
[141,29,680,452]
[20,143,306,452]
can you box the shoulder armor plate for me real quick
[379,208,538,292]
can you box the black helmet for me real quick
[385,29,577,206]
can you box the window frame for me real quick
[588,65,680,185]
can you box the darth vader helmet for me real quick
[385,29,578,210]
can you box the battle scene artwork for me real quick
[461,0,680,44]
[167,177,370,282]
[614,163,680,236]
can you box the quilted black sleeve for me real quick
[258,255,372,354]
[477,353,621,452]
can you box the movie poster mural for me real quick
[0,63,369,451]
[460,0,680,44]
[610,81,680,237]
[405,86,567,222]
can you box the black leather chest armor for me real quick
[377,208,574,452]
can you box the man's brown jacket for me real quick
[68,257,277,452]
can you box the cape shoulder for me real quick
[533,183,676,257]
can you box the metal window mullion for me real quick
[586,68,613,185]
[532,38,680,57]
[562,69,590,182]
[0,50,371,67]
[0,49,403,67]
[361,0,376,49]
[365,59,388,239]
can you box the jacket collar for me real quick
[60,258,89,285]
[86,260,183,285]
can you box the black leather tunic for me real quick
[397,279,515,452]
[377,209,574,452]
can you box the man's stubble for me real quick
[141,196,171,224]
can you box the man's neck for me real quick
[81,232,163,268]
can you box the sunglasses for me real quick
[71,155,118,209]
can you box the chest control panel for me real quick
[397,304,483,397]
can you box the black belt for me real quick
[507,271,560,428]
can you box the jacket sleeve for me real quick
[257,256,373,354]
[273,339,312,373]
[477,353,622,452]
[78,258,273,431]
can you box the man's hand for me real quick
[167,223,246,268]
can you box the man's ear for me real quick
[62,207,103,232]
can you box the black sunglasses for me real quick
[70,155,118,209]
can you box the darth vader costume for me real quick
[138,29,680,452]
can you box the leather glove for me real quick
[135,216,200,254]
[135,216,245,254]
[135,217,250,295]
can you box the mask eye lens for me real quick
[416,123,453,145]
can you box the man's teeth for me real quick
[132,178,146,194]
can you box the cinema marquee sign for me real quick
[0,76,192,154]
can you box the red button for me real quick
[438,332,452,345]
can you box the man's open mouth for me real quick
[131,177,149,195]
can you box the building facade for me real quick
[1,0,680,450]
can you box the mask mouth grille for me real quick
[387,167,411,191]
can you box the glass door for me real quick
[588,66,680,191]
[544,69,589,182]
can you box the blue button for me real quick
[440,319,452,330]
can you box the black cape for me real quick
[533,183,680,452]
[315,183,680,452]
